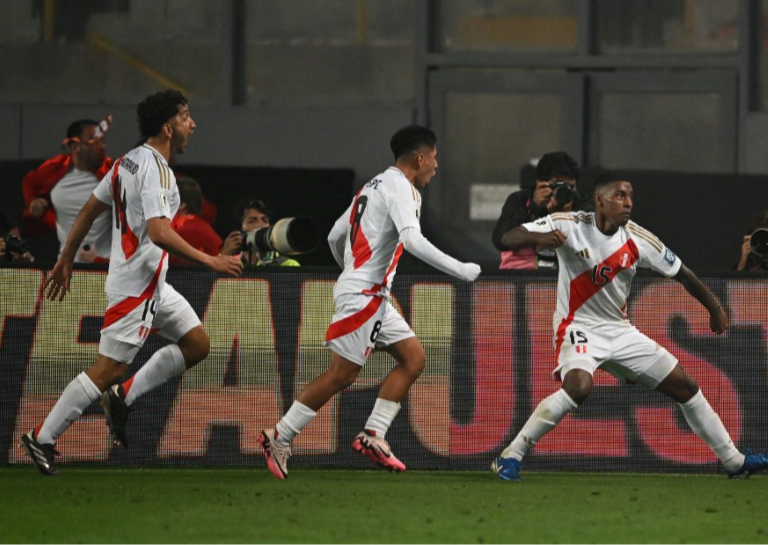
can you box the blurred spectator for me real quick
[22,118,113,262]
[169,178,223,265]
[175,173,218,226]
[736,210,768,271]
[492,152,591,269]
[221,199,300,267]
[0,210,35,263]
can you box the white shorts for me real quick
[99,283,201,363]
[552,319,677,389]
[324,293,415,366]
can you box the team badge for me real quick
[620,252,631,268]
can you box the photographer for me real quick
[0,210,35,263]
[736,210,768,271]
[221,199,300,267]
[492,151,591,269]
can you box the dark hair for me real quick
[176,178,202,216]
[592,171,627,194]
[136,89,188,142]
[66,119,98,140]
[536,152,579,182]
[390,125,437,161]
[236,199,273,225]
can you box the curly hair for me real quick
[136,89,188,142]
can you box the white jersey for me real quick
[334,167,421,298]
[93,144,179,299]
[50,167,112,261]
[523,211,682,329]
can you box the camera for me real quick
[3,235,30,256]
[749,228,768,256]
[549,180,575,205]
[241,216,319,256]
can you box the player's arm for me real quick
[146,217,243,277]
[501,225,567,252]
[44,194,110,301]
[327,203,352,269]
[400,227,480,281]
[388,186,480,281]
[673,264,729,334]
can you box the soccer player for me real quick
[259,125,481,479]
[20,89,243,476]
[492,172,768,481]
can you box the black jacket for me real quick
[491,188,593,252]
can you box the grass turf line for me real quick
[0,467,766,543]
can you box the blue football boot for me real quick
[491,456,522,481]
[726,450,768,479]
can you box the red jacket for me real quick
[170,213,223,265]
[21,154,114,237]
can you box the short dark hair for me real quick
[176,178,202,216]
[536,152,579,182]
[592,171,627,194]
[66,119,98,140]
[236,199,273,225]
[136,89,188,142]
[390,125,437,161]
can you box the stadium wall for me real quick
[1,267,767,473]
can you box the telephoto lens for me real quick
[749,228,768,256]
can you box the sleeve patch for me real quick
[663,248,676,265]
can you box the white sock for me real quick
[364,398,401,438]
[275,401,317,446]
[123,344,186,406]
[501,389,578,461]
[37,372,102,444]
[679,390,744,471]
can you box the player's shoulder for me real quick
[549,210,594,225]
[373,167,421,203]
[624,220,664,253]
[133,145,174,188]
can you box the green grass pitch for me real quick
[1,467,766,543]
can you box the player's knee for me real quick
[674,375,700,403]
[330,366,360,389]
[562,371,592,405]
[179,329,210,367]
[406,348,426,378]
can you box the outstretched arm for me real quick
[673,264,729,334]
[147,217,243,277]
[401,227,480,281]
[501,226,568,252]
